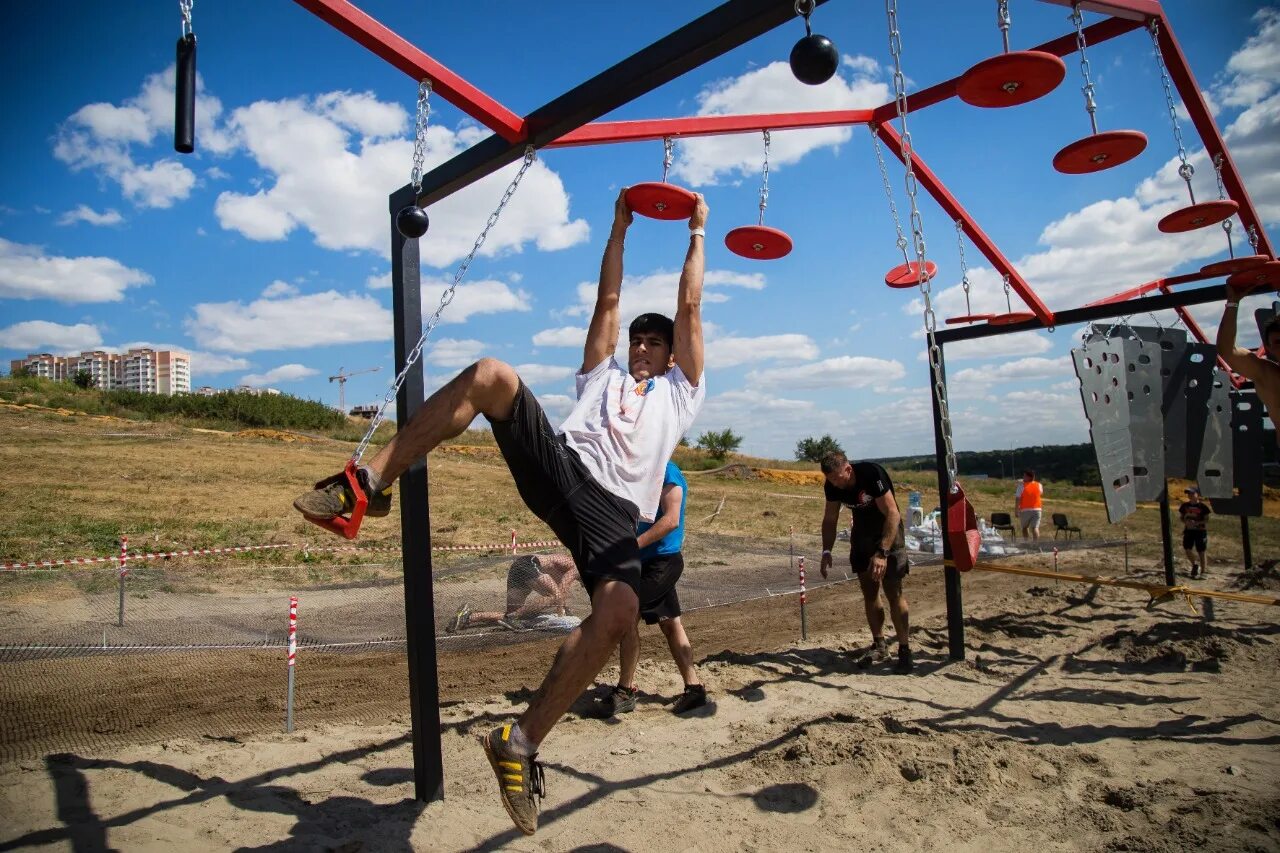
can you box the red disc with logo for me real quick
[1157,199,1238,233]
[724,225,793,260]
[1226,260,1280,292]
[945,314,996,324]
[1052,130,1148,174]
[988,311,1037,326]
[956,51,1066,108]
[885,260,937,288]
[624,182,697,220]
[1199,254,1269,277]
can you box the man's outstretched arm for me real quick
[673,194,707,386]
[1216,282,1267,378]
[582,189,631,373]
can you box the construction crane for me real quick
[329,366,380,414]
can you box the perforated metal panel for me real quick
[1073,335,1136,522]
[1211,389,1264,517]
[1132,326,1187,478]
[1196,372,1235,498]
[1113,330,1165,501]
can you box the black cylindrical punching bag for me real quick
[175,33,197,153]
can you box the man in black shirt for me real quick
[1178,486,1212,579]
[818,451,912,673]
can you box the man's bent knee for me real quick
[590,581,640,638]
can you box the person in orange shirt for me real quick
[1014,469,1043,540]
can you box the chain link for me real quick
[955,219,972,316]
[410,81,433,192]
[1248,224,1260,252]
[1002,274,1013,313]
[758,130,771,226]
[180,0,194,37]
[662,137,674,182]
[998,0,1012,53]
[1149,19,1195,200]
[353,147,538,462]
[885,0,956,484]
[1069,4,1099,134]
[870,125,910,264]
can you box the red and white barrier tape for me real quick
[288,596,297,668]
[1,537,563,571]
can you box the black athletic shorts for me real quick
[489,381,643,600]
[1183,529,1208,552]
[638,553,685,624]
[850,542,910,580]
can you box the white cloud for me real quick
[0,238,152,302]
[214,92,588,263]
[366,271,390,290]
[746,355,905,390]
[240,364,318,386]
[919,331,1054,362]
[426,338,487,368]
[536,393,575,423]
[52,66,231,209]
[672,58,890,186]
[561,268,766,322]
[513,363,574,386]
[0,320,102,351]
[422,277,531,323]
[951,356,1071,387]
[533,326,587,347]
[57,205,123,227]
[705,333,819,368]
[261,280,299,298]
[185,290,394,352]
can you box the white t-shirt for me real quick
[559,356,705,521]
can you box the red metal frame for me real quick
[550,109,873,148]
[1082,271,1214,307]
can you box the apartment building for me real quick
[9,349,192,395]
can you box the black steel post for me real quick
[1241,515,1253,571]
[390,185,445,803]
[1158,485,1176,587]
[929,343,964,661]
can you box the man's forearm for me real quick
[1216,299,1240,358]
[636,517,677,550]
[881,511,900,551]
[821,518,837,552]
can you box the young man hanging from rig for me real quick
[293,188,708,836]
[1217,281,1280,443]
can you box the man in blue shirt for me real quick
[598,460,707,716]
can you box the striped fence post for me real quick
[117,536,128,628]
[798,555,808,641]
[286,595,298,733]
[510,529,517,555]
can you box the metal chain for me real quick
[180,0,193,37]
[410,80,433,192]
[1149,19,1195,201]
[886,0,956,484]
[1070,4,1099,134]
[1216,154,1235,256]
[870,125,910,265]
[955,219,972,316]
[794,0,816,17]
[1002,274,1013,313]
[662,137,674,182]
[1221,216,1235,258]
[352,146,538,462]
[998,0,1012,53]
[1248,224,1260,252]
[758,130,771,226]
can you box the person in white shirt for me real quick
[293,188,707,835]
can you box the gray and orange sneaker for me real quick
[292,466,392,520]
[479,724,544,835]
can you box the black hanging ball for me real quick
[396,204,430,239]
[790,33,839,85]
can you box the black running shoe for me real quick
[597,685,637,717]
[671,684,707,714]
[894,646,914,674]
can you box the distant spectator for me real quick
[1178,487,1212,579]
[1014,469,1043,540]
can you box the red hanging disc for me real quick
[724,225,793,260]
[1052,130,1148,174]
[624,182,697,220]
[1157,199,1239,233]
[945,485,981,573]
[945,314,996,325]
[885,260,937,288]
[956,51,1066,108]
[1199,254,1269,277]
[988,311,1036,326]
[1226,260,1280,292]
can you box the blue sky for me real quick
[2,1,1276,460]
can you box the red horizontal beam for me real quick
[874,122,1055,328]
[550,109,875,148]
[291,0,525,143]
[1082,271,1213,307]
[1035,0,1163,22]
[870,16,1144,124]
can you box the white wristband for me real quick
[822,549,832,557]
[689,227,705,238]
[1225,301,1239,308]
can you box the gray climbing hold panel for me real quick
[1211,389,1264,517]
[1132,326,1187,478]
[1196,372,1235,499]
[1073,333,1136,522]
[1112,329,1165,501]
